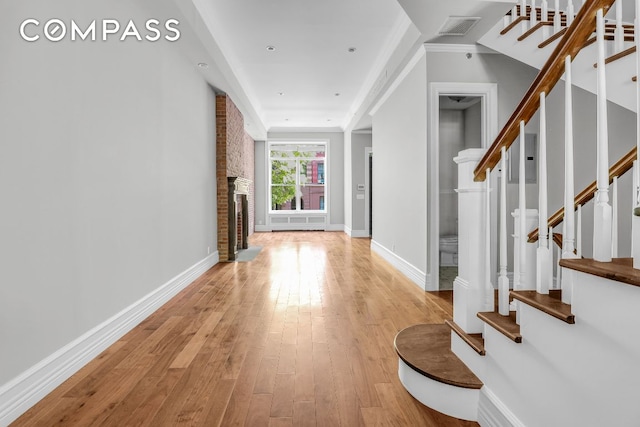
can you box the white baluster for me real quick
[577,204,583,258]
[556,242,562,289]
[594,8,613,262]
[554,0,561,32]
[615,0,624,53]
[531,0,538,27]
[537,92,550,295]
[519,120,527,289]
[612,176,619,257]
[542,0,549,22]
[521,0,529,33]
[567,0,575,27]
[504,14,511,29]
[562,55,578,304]
[499,148,509,316]
[485,168,494,312]
[550,226,555,286]
[563,55,576,257]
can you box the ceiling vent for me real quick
[437,16,481,36]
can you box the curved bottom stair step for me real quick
[394,323,482,421]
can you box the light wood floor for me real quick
[12,232,478,426]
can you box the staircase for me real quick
[395,1,640,426]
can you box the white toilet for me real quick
[439,235,458,266]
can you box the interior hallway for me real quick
[12,232,477,426]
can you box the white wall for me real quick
[0,0,217,388]
[372,55,428,274]
[257,131,345,230]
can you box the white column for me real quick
[593,8,613,262]
[499,148,510,315]
[453,149,489,334]
[615,0,624,53]
[531,0,538,27]
[554,0,562,32]
[542,0,549,22]
[537,92,551,295]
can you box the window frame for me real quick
[267,140,328,215]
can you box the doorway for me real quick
[427,83,498,291]
[438,96,482,289]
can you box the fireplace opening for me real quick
[227,177,251,261]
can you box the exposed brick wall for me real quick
[216,94,255,261]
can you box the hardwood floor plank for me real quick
[292,400,316,427]
[10,232,478,427]
[270,373,295,418]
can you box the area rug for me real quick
[235,246,262,262]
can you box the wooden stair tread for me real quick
[477,311,522,343]
[510,290,575,324]
[394,324,483,389]
[445,319,485,356]
[560,257,640,288]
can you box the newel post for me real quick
[454,149,491,334]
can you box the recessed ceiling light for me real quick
[278,92,284,96]
[335,93,341,97]
[327,119,332,122]
[266,45,276,52]
[197,62,208,68]
[285,118,289,121]
[348,47,356,53]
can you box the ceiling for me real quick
[180,0,517,138]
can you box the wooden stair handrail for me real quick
[473,0,616,182]
[528,147,637,243]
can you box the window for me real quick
[269,142,326,212]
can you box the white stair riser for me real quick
[451,332,487,382]
[397,359,480,422]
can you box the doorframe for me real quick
[364,147,373,237]
[427,82,498,291]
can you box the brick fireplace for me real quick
[216,94,255,261]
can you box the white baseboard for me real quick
[326,224,345,232]
[345,226,369,238]
[0,252,219,426]
[478,387,525,427]
[370,240,426,290]
[255,225,270,232]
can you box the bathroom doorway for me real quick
[438,95,482,289]
[427,82,498,292]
